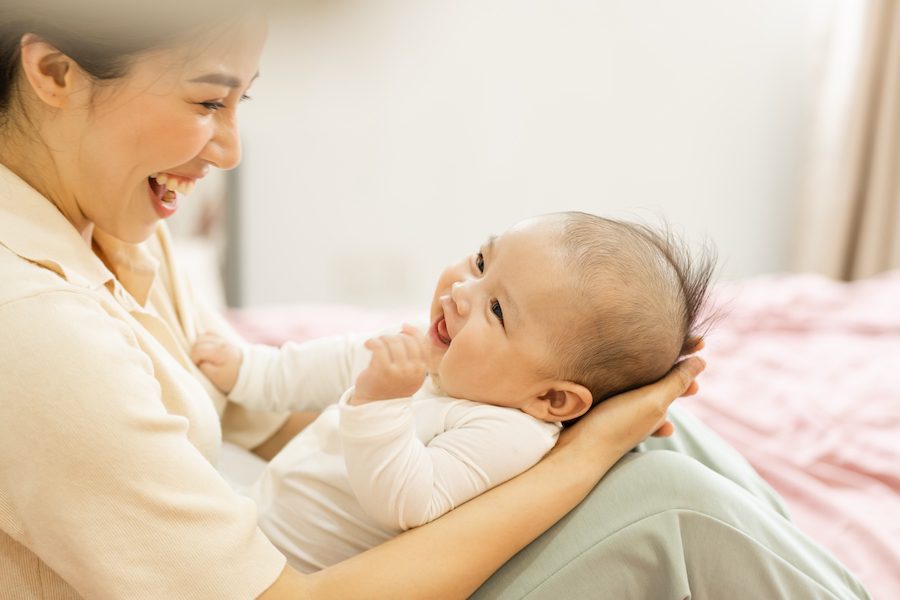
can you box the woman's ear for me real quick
[18,34,80,109]
[523,382,593,423]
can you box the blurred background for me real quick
[170,0,900,310]
[164,3,900,594]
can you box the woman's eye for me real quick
[199,95,251,112]
[199,101,226,111]
[490,299,504,325]
[475,252,485,273]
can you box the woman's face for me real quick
[54,17,266,243]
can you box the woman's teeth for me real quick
[161,190,176,208]
[150,173,196,196]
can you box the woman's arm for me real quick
[250,410,320,461]
[259,356,705,599]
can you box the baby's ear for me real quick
[524,382,592,422]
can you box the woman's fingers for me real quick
[614,355,704,415]
[683,336,706,354]
[665,356,705,399]
[651,420,676,437]
[682,380,700,397]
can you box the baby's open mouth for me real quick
[431,314,452,347]
[436,316,451,344]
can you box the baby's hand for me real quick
[351,324,428,405]
[190,333,243,394]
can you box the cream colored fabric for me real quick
[795,0,900,279]
[0,164,288,599]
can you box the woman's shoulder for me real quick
[0,242,90,308]
[0,244,139,352]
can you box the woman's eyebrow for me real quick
[188,71,260,88]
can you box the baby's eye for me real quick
[490,299,504,325]
[475,252,485,273]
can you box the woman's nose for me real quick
[450,281,471,317]
[203,115,242,170]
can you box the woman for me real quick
[0,1,870,598]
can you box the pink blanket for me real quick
[227,271,900,598]
[685,271,900,598]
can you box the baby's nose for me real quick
[450,281,471,316]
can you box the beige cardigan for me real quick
[0,165,287,599]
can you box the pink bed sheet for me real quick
[226,271,900,598]
[686,271,900,598]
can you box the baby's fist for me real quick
[352,325,428,405]
[191,333,242,394]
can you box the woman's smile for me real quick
[147,176,178,218]
[147,172,203,219]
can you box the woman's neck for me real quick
[0,123,92,243]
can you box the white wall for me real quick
[236,0,826,309]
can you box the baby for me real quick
[192,211,713,572]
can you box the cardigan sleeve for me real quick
[0,291,286,599]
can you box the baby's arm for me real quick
[191,331,371,413]
[340,331,558,531]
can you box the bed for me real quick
[221,270,900,598]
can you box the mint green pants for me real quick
[472,406,870,599]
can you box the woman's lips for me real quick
[147,171,203,219]
[148,177,178,219]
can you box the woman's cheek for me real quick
[158,113,213,150]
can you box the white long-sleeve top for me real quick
[229,329,561,573]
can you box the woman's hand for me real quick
[649,337,705,437]
[554,355,706,460]
[190,332,243,394]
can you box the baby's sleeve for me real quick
[0,292,285,599]
[339,395,560,531]
[229,332,373,413]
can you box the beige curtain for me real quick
[795,0,900,280]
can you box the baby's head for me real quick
[424,211,713,423]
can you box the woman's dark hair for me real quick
[0,0,248,119]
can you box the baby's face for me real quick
[424,216,582,415]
